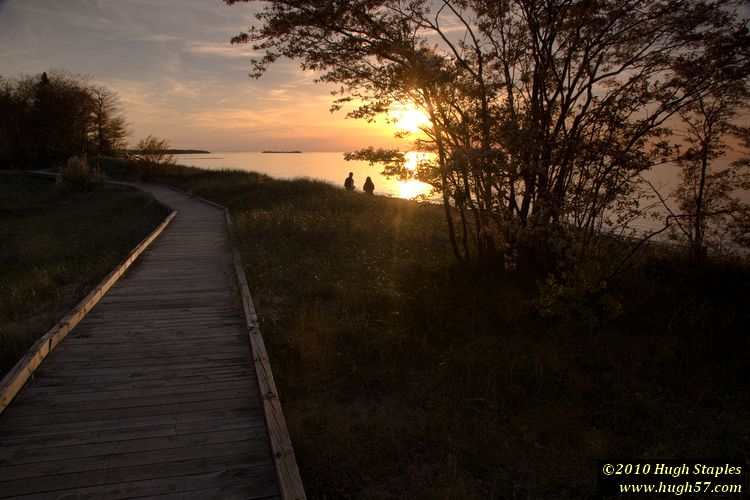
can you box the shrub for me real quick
[131,135,175,180]
[57,156,103,191]
[536,274,622,327]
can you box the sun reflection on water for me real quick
[404,151,432,171]
[390,151,435,199]
[397,179,430,199]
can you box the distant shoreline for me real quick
[128,149,210,155]
[168,149,210,154]
[262,150,302,154]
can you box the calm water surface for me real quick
[179,152,724,240]
[177,151,434,199]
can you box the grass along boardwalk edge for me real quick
[0,208,177,414]
[227,209,306,500]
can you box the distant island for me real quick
[166,149,210,154]
[262,150,302,154]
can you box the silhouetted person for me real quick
[344,172,355,191]
[363,176,375,195]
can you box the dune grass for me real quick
[110,164,750,498]
[0,171,170,376]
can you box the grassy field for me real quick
[140,165,748,499]
[0,171,170,376]
[8,159,746,497]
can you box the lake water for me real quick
[177,151,719,241]
[177,151,434,200]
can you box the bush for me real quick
[536,274,623,329]
[131,135,176,180]
[57,156,103,191]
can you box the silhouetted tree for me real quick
[0,75,36,166]
[0,71,129,167]
[728,128,750,251]
[89,86,129,156]
[667,88,750,262]
[0,77,16,165]
[31,71,93,164]
[227,0,750,271]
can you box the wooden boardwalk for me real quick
[0,184,291,499]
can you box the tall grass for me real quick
[0,171,170,376]
[129,165,750,498]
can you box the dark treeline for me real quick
[0,71,127,168]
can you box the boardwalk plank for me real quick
[0,418,266,454]
[8,387,255,416]
[0,408,257,443]
[0,454,273,497]
[8,467,278,500]
[0,438,267,481]
[19,365,255,391]
[13,378,252,405]
[4,393,260,427]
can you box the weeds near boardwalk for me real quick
[0,171,169,376]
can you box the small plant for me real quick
[536,274,622,326]
[57,156,103,191]
[131,135,176,180]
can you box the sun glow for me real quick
[390,103,431,133]
[395,151,435,199]
[404,151,431,171]
[398,179,429,199]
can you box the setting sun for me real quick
[390,103,431,133]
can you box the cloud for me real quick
[141,34,184,43]
[166,81,201,99]
[188,108,280,131]
[185,41,256,59]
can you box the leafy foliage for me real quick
[227,0,750,271]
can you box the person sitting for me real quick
[363,176,375,195]
[344,172,355,191]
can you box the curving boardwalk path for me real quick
[0,184,283,499]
